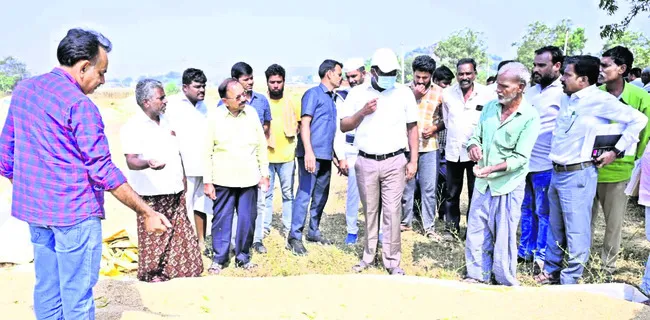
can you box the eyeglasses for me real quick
[149,96,165,101]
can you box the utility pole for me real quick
[563,30,569,54]
[400,42,405,84]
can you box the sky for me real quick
[1,0,649,80]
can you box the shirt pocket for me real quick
[495,126,520,151]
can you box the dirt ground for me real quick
[1,269,648,320]
[2,93,650,319]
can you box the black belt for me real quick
[552,161,593,172]
[345,134,355,144]
[358,149,405,161]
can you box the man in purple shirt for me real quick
[0,28,170,320]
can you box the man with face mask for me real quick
[593,46,650,274]
[536,55,646,285]
[442,58,497,240]
[517,46,564,274]
[465,62,541,286]
[163,68,212,255]
[333,58,368,245]
[341,48,419,275]
[400,55,444,240]
[286,59,343,256]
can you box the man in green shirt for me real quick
[464,62,541,286]
[594,46,650,273]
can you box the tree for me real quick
[165,82,180,95]
[602,30,650,68]
[512,20,587,69]
[600,0,650,39]
[0,56,29,94]
[434,29,488,72]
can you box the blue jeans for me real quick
[289,158,331,240]
[518,169,552,262]
[29,217,102,320]
[345,154,360,234]
[641,206,650,295]
[544,166,598,284]
[265,161,296,231]
[402,151,438,231]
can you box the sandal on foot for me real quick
[534,271,560,285]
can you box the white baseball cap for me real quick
[371,48,400,73]
[343,58,366,73]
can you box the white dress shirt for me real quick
[644,82,650,93]
[334,80,371,160]
[524,78,564,172]
[161,94,208,177]
[630,78,644,88]
[549,85,648,165]
[342,83,418,155]
[441,82,497,162]
[120,110,184,196]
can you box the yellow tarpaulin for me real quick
[100,229,138,277]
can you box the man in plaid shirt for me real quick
[401,55,445,240]
[0,28,170,319]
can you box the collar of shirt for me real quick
[52,67,83,92]
[569,84,599,103]
[598,81,633,100]
[318,83,334,97]
[134,108,166,127]
[532,77,563,95]
[451,82,486,104]
[219,104,251,118]
[178,94,206,109]
[248,91,263,105]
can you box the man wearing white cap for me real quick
[334,58,368,245]
[341,48,419,275]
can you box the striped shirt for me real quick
[0,68,127,226]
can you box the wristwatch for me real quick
[612,147,623,156]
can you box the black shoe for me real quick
[286,239,307,256]
[306,235,334,245]
[236,261,258,270]
[252,242,267,254]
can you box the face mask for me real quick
[376,75,397,90]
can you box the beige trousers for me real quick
[591,180,629,272]
[355,154,407,270]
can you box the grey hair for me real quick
[135,79,163,108]
[497,62,531,87]
[643,67,650,74]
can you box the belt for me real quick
[345,134,355,144]
[552,161,593,172]
[358,149,404,161]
